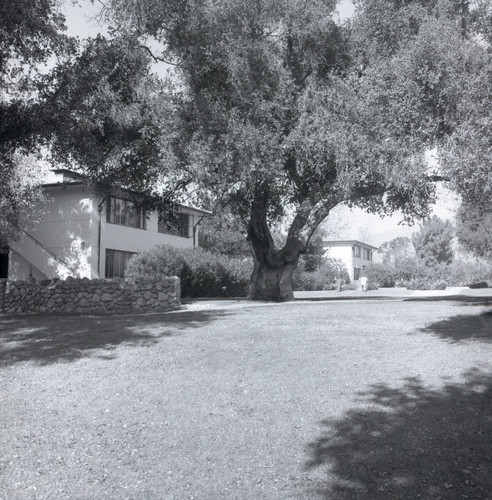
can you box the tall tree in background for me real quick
[377,237,415,266]
[412,215,454,267]
[0,1,173,244]
[0,0,75,244]
[100,0,490,300]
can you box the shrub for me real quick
[366,263,396,290]
[125,245,253,298]
[367,256,492,291]
[293,257,349,291]
[448,260,492,287]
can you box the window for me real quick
[107,197,146,229]
[354,267,361,281]
[105,249,136,278]
[363,248,372,261]
[158,212,191,238]
[353,245,361,258]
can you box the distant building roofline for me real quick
[322,239,378,250]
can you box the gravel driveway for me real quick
[1,298,491,499]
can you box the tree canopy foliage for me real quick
[44,34,172,200]
[377,236,415,265]
[0,0,74,243]
[1,0,181,246]
[411,215,454,266]
[455,201,492,260]
[98,0,491,299]
[2,0,491,297]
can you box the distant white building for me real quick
[3,170,210,281]
[323,240,378,285]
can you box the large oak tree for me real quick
[100,0,490,300]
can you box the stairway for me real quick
[9,230,76,279]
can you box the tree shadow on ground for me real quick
[420,310,492,343]
[405,296,492,306]
[0,309,227,366]
[306,370,492,499]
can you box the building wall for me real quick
[8,184,206,281]
[323,246,354,279]
[323,241,375,284]
[98,207,200,279]
[8,252,46,281]
[9,185,94,280]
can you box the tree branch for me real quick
[426,174,451,182]
[137,45,179,66]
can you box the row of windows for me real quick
[106,197,192,237]
[353,245,372,261]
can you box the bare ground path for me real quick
[1,300,491,499]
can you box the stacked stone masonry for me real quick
[0,276,181,314]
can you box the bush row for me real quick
[366,258,492,290]
[125,245,253,298]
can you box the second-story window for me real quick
[107,197,146,229]
[353,245,361,258]
[158,211,191,238]
[363,248,372,261]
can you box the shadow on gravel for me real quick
[420,310,492,344]
[306,370,492,499]
[404,296,492,306]
[0,310,227,366]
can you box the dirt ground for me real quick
[1,298,491,499]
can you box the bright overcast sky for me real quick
[63,0,356,38]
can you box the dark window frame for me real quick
[363,248,372,261]
[354,267,361,281]
[105,248,137,278]
[106,196,146,230]
[158,211,191,238]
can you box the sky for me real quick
[63,0,356,37]
[61,0,458,247]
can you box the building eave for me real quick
[323,240,379,250]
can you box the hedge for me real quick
[125,245,253,298]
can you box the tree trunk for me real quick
[248,252,299,302]
[246,183,339,302]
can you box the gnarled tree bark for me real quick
[246,184,339,301]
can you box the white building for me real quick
[323,240,378,285]
[3,170,210,281]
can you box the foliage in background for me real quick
[411,216,454,267]
[293,257,350,291]
[125,245,252,298]
[367,216,491,290]
[365,264,397,289]
[367,258,492,291]
[0,154,49,248]
[198,211,251,258]
[377,237,415,265]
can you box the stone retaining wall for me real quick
[0,276,180,315]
